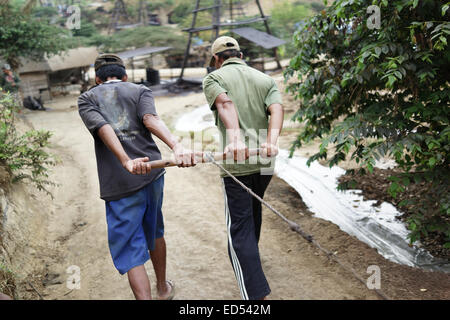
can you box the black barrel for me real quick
[146,68,160,86]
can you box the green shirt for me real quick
[203,58,282,177]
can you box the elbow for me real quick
[216,101,234,116]
[143,114,160,130]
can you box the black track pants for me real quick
[222,173,272,300]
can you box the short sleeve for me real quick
[264,78,283,109]
[78,92,108,136]
[137,86,157,120]
[202,74,227,110]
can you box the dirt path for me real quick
[21,92,450,300]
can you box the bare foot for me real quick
[157,280,175,300]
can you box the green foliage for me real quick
[0,5,66,69]
[148,0,175,11]
[0,262,16,299]
[270,1,314,58]
[73,20,98,38]
[309,1,326,13]
[0,92,56,195]
[271,1,314,36]
[92,25,187,55]
[285,0,450,248]
[170,2,193,24]
[31,5,59,21]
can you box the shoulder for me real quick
[247,65,272,80]
[123,81,142,88]
[251,68,277,88]
[202,71,223,87]
[202,73,214,88]
[203,71,217,82]
[137,83,152,92]
[78,83,102,103]
[120,82,153,95]
[78,87,95,102]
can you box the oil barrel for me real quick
[146,68,160,86]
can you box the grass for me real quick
[0,262,16,298]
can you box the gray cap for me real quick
[3,64,11,70]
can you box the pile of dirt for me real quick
[338,168,450,260]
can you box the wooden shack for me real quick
[18,47,98,101]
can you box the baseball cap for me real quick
[209,36,240,67]
[3,64,11,70]
[94,54,125,71]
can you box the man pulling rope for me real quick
[202,36,285,300]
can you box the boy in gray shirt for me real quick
[78,54,196,300]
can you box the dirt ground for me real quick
[15,87,450,300]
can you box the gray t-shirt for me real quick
[78,81,164,201]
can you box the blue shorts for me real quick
[105,175,164,275]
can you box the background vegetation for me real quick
[8,0,320,59]
[0,3,67,69]
[2,0,449,256]
[285,0,450,251]
[0,92,56,195]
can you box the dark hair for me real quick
[217,49,242,61]
[96,64,127,82]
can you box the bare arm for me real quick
[214,93,248,161]
[142,114,196,167]
[267,103,284,145]
[142,114,178,149]
[262,103,284,157]
[97,124,151,174]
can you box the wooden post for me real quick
[180,0,201,80]
[255,0,282,70]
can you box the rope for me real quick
[205,153,391,300]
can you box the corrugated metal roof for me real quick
[231,27,286,49]
[19,47,98,73]
[116,46,172,60]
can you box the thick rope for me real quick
[206,153,391,300]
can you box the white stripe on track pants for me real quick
[222,173,272,300]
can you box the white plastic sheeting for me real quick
[175,105,215,132]
[275,150,450,272]
[175,105,450,272]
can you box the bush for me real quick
[0,5,66,69]
[0,92,56,195]
[170,2,193,24]
[269,1,314,58]
[31,6,59,21]
[148,0,175,11]
[95,25,187,55]
[285,0,450,248]
[0,262,15,299]
[73,20,97,38]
